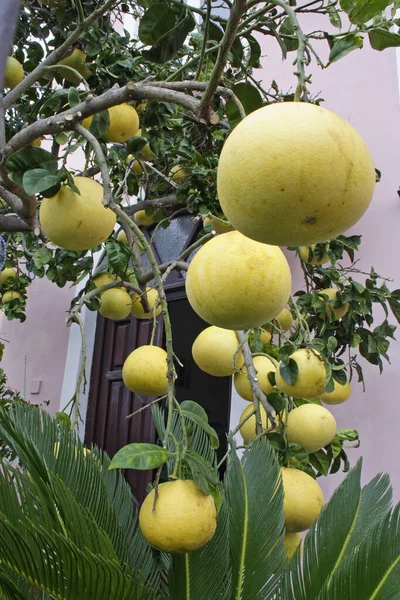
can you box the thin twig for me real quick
[126,395,167,420]
[196,0,212,80]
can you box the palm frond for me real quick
[225,437,286,600]
[167,495,231,600]
[281,460,397,600]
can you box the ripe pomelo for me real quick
[130,287,161,319]
[40,177,116,250]
[0,268,17,286]
[275,348,326,398]
[192,326,243,376]
[281,467,324,532]
[169,164,189,184]
[320,379,351,405]
[284,533,302,559]
[99,288,131,321]
[265,307,293,333]
[93,272,117,288]
[234,355,276,401]
[185,231,291,330]
[2,291,21,303]
[318,287,349,320]
[122,345,168,396]
[286,404,337,453]
[139,480,216,553]
[134,210,155,226]
[103,104,140,143]
[299,245,330,266]
[4,57,24,89]
[239,403,270,443]
[217,102,375,246]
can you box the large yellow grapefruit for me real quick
[130,287,161,319]
[0,268,17,286]
[40,177,116,250]
[239,403,270,443]
[275,348,326,398]
[139,480,216,553]
[299,245,330,266]
[234,355,276,401]
[320,379,351,405]
[122,345,168,396]
[103,104,140,143]
[281,467,324,532]
[93,272,117,289]
[286,404,337,453]
[185,231,292,330]
[217,102,376,246]
[318,288,349,320]
[4,57,24,89]
[192,326,243,376]
[99,288,131,321]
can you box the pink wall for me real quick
[259,24,400,499]
[0,275,75,414]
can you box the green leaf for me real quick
[245,35,261,67]
[104,239,131,272]
[288,443,309,467]
[109,443,172,470]
[184,450,219,494]
[327,5,342,27]
[143,11,196,64]
[33,248,53,269]
[226,82,263,128]
[139,4,176,45]
[309,449,331,475]
[328,33,363,65]
[279,357,298,385]
[340,0,355,12]
[226,437,285,599]
[6,148,57,186]
[388,296,400,323]
[88,111,110,139]
[349,0,392,24]
[279,17,299,52]
[68,87,81,108]
[336,428,359,442]
[180,401,219,449]
[370,28,400,50]
[22,169,60,196]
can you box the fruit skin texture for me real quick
[0,268,17,286]
[234,355,276,401]
[131,288,161,319]
[4,57,24,89]
[122,345,168,396]
[266,307,293,333]
[59,49,91,85]
[185,231,292,330]
[125,154,144,175]
[103,104,140,143]
[169,164,188,184]
[275,348,326,398]
[134,210,155,226]
[217,102,376,247]
[117,230,128,245]
[93,272,117,289]
[139,480,217,553]
[192,326,243,376]
[40,177,116,251]
[239,403,270,443]
[281,467,324,533]
[320,379,351,405]
[286,404,337,453]
[319,288,349,320]
[2,291,21,303]
[299,245,330,266]
[284,533,302,559]
[99,288,131,321]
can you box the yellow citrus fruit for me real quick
[217,102,376,246]
[185,231,292,330]
[192,326,243,377]
[117,229,128,245]
[203,213,234,234]
[125,154,144,175]
[122,345,168,396]
[281,467,324,533]
[0,268,17,286]
[299,245,330,266]
[286,404,337,453]
[320,379,351,405]
[234,355,276,401]
[40,177,116,251]
[140,143,155,161]
[318,288,349,320]
[134,210,155,226]
[2,291,21,303]
[139,480,217,553]
[31,138,42,147]
[99,288,131,321]
[130,287,161,319]
[275,348,326,398]
[239,403,270,444]
[93,272,117,289]
[266,307,293,333]
[4,57,24,89]
[59,49,91,85]
[259,329,272,344]
[169,164,189,184]
[103,104,140,143]
[284,532,302,559]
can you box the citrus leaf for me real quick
[68,87,81,108]
[184,450,219,494]
[6,148,57,185]
[22,169,60,196]
[33,248,53,269]
[180,401,219,449]
[349,0,391,24]
[109,443,172,470]
[139,4,176,46]
[88,111,110,139]
[369,28,400,50]
[279,17,299,52]
[143,11,195,63]
[328,33,363,65]
[309,449,331,475]
[226,82,263,128]
[279,357,298,385]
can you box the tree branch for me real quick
[126,195,179,216]
[0,213,36,232]
[198,0,248,119]
[2,0,119,109]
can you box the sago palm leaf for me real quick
[0,403,162,599]
[281,460,398,600]
[167,495,231,600]
[225,437,286,600]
